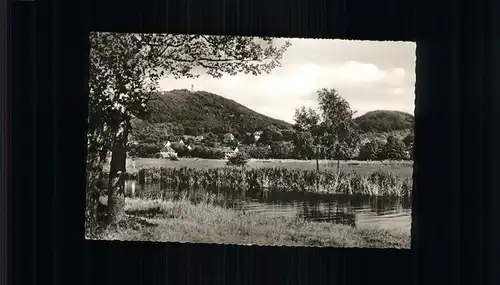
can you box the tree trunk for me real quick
[85,161,105,237]
[107,124,129,225]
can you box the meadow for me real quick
[96,195,410,248]
[106,157,413,178]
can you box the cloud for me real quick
[158,38,416,123]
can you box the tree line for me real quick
[129,88,414,161]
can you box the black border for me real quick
[9,0,495,283]
[0,0,10,284]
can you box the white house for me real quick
[223,133,235,143]
[253,131,263,143]
[160,142,177,159]
[222,146,239,159]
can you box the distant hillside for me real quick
[131,89,293,141]
[354,110,414,134]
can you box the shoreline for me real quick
[93,197,411,248]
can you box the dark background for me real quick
[6,0,498,284]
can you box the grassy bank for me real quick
[95,197,410,248]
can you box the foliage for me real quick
[258,125,283,145]
[238,145,272,159]
[292,131,315,160]
[128,148,137,157]
[226,152,250,166]
[242,132,256,145]
[131,89,293,139]
[189,146,226,159]
[200,132,219,147]
[316,88,361,160]
[170,142,190,157]
[359,130,411,146]
[226,139,240,149]
[293,106,322,135]
[134,143,163,158]
[292,107,322,159]
[88,32,292,219]
[290,89,360,161]
[379,136,409,160]
[138,167,412,197]
[128,85,297,143]
[280,129,296,141]
[403,132,414,147]
[357,141,382,161]
[269,141,295,159]
[354,110,414,134]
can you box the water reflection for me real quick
[123,180,412,229]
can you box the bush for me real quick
[269,141,295,159]
[170,153,179,161]
[170,142,190,157]
[238,145,271,159]
[357,141,381,160]
[403,133,414,147]
[190,146,226,159]
[141,138,159,144]
[135,143,163,158]
[226,152,250,166]
[378,136,409,160]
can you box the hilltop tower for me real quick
[191,84,194,92]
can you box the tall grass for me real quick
[136,167,412,197]
[97,196,411,248]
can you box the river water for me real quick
[124,180,412,231]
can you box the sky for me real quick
[159,38,416,124]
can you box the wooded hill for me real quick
[131,89,293,142]
[131,90,414,144]
[354,110,414,142]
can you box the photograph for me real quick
[85,33,415,248]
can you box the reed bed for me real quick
[136,167,412,197]
[102,170,139,180]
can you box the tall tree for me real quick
[258,125,283,145]
[293,107,322,168]
[379,135,409,161]
[316,88,360,165]
[292,130,315,160]
[87,33,291,226]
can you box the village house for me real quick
[360,138,371,145]
[223,133,235,143]
[160,142,177,159]
[221,146,239,159]
[253,131,263,145]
